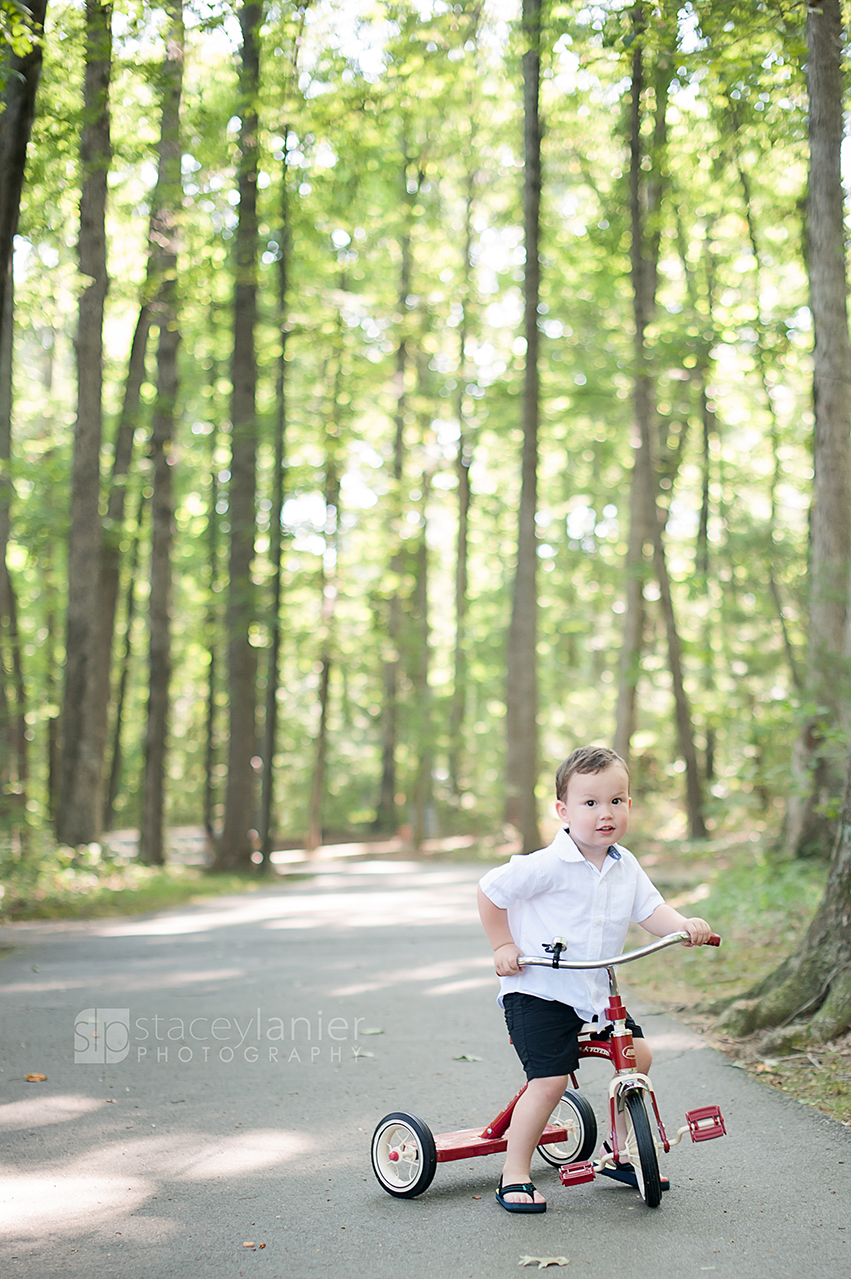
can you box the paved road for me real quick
[0,858,848,1279]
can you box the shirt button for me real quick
[594,918,602,926]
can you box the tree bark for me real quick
[103,489,145,833]
[214,2,262,870]
[614,7,654,764]
[449,162,476,798]
[505,0,542,854]
[374,161,417,834]
[0,0,48,346]
[57,0,112,846]
[411,467,432,849]
[259,128,292,867]
[718,730,851,1041]
[139,0,184,865]
[305,449,340,853]
[784,0,851,858]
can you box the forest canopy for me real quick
[0,0,840,875]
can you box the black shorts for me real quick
[503,992,644,1081]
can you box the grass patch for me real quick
[621,837,851,1127]
[0,837,267,921]
[626,842,827,1009]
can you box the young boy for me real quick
[477,745,712,1213]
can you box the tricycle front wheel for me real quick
[623,1090,662,1208]
[371,1111,438,1198]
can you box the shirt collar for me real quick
[553,827,622,863]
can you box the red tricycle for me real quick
[370,930,726,1209]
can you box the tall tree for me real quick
[374,154,419,833]
[505,0,542,854]
[449,155,476,798]
[784,0,851,858]
[214,1,262,869]
[139,0,184,865]
[613,3,705,836]
[57,0,112,846]
[259,1,308,866]
[0,0,47,834]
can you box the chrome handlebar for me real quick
[519,930,720,971]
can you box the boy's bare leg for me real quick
[500,1074,570,1204]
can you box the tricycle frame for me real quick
[370,930,726,1206]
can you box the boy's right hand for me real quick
[493,942,523,976]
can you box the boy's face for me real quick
[555,764,631,859]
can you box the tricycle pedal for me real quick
[685,1105,726,1142]
[558,1160,596,1187]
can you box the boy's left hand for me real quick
[681,917,713,946]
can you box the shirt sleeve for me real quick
[629,861,665,923]
[479,851,551,910]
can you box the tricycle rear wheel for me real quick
[371,1111,437,1198]
[537,1089,597,1167]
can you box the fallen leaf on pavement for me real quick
[453,1054,483,1061]
[25,1074,47,1082]
[519,1258,570,1270]
[242,1242,255,1249]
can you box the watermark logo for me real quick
[72,1007,368,1067]
[74,1008,131,1064]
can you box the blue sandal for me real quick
[598,1144,669,1191]
[495,1177,547,1213]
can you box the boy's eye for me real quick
[584,800,595,806]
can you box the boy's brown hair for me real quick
[555,746,629,803]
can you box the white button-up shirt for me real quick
[479,827,664,1022]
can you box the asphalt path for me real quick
[0,858,849,1279]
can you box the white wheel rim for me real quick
[374,1122,421,1188]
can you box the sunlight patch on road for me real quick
[0,1173,152,1236]
[0,1094,102,1131]
[180,1129,311,1179]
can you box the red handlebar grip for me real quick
[707,934,721,947]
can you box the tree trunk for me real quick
[203,458,220,847]
[374,163,417,833]
[259,129,292,867]
[614,7,655,764]
[103,489,145,833]
[96,306,152,774]
[0,3,45,801]
[0,256,27,826]
[411,468,432,850]
[784,0,851,858]
[449,163,476,798]
[57,0,112,846]
[139,0,184,866]
[214,2,262,870]
[718,730,851,1041]
[306,453,340,853]
[0,0,48,345]
[505,0,542,854]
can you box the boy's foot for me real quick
[598,1142,669,1191]
[495,1177,547,1213]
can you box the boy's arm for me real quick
[638,903,713,947]
[477,885,524,975]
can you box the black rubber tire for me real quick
[537,1089,598,1167]
[624,1090,662,1208]
[370,1111,438,1198]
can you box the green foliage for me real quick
[0,0,836,869]
[0,0,35,66]
[0,834,259,919]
